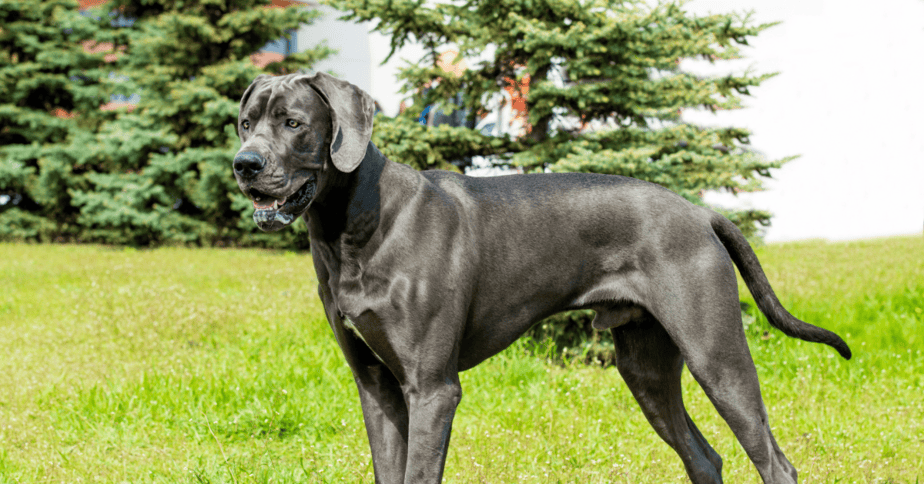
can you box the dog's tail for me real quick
[711,214,852,360]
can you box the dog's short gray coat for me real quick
[232,72,851,484]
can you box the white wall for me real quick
[296,3,373,94]
[681,0,924,241]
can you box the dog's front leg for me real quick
[351,362,410,483]
[351,356,462,483]
[327,319,410,483]
[401,376,463,483]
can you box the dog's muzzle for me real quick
[250,174,318,232]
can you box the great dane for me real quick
[232,72,851,483]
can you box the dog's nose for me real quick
[233,151,266,179]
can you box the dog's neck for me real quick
[343,143,385,246]
[306,141,385,280]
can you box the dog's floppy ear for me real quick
[303,72,374,173]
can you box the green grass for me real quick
[0,235,922,483]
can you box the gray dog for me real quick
[232,72,850,484]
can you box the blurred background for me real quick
[2,0,922,245]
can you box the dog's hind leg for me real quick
[672,313,798,484]
[611,315,724,483]
[649,261,798,484]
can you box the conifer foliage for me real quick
[0,0,334,246]
[0,0,110,240]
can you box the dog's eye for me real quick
[241,120,250,130]
[286,119,300,128]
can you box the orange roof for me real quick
[250,51,284,68]
[99,102,136,112]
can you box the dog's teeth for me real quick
[252,196,286,211]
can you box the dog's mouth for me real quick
[250,174,317,232]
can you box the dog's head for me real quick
[233,72,374,231]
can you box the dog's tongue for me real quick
[253,196,286,210]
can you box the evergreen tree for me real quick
[0,0,111,241]
[69,0,334,247]
[330,0,791,364]
[333,0,789,235]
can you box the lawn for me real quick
[0,235,922,483]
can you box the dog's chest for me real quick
[342,316,385,364]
